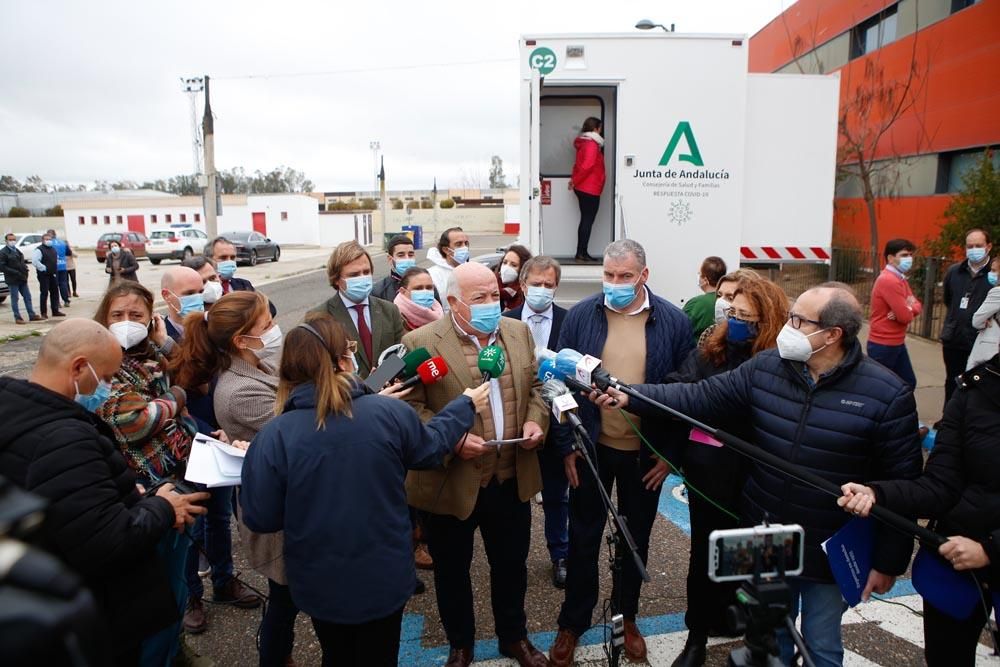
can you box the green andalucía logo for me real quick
[658,121,703,167]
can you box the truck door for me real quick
[528,69,541,252]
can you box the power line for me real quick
[213,57,517,81]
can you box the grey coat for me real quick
[214,356,286,583]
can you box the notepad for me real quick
[822,517,875,607]
[185,433,246,488]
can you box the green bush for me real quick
[931,149,1000,257]
[405,201,420,210]
[7,206,30,218]
[359,198,377,210]
[420,200,433,209]
[44,205,63,217]
[391,199,404,210]
[327,201,360,211]
[439,198,455,209]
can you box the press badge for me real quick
[960,296,970,310]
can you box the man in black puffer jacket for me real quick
[0,319,208,666]
[596,285,922,667]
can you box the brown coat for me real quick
[402,316,548,520]
[213,357,286,584]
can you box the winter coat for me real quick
[426,247,455,312]
[940,259,993,351]
[105,250,139,282]
[0,378,178,652]
[872,355,1000,586]
[241,381,475,624]
[0,244,29,283]
[967,286,1000,369]
[628,342,923,581]
[555,288,693,459]
[571,134,606,196]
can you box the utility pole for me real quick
[181,77,204,175]
[202,75,218,238]
[369,140,381,199]
[379,156,388,237]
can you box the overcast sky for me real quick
[2,0,786,192]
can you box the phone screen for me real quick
[712,528,804,581]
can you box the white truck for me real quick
[518,32,840,304]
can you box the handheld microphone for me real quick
[477,345,506,385]
[540,378,580,424]
[548,347,622,391]
[537,358,592,395]
[402,347,432,378]
[399,357,449,389]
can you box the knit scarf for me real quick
[394,291,444,330]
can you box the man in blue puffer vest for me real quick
[594,283,922,667]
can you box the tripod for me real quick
[566,413,649,667]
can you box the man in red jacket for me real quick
[867,238,922,387]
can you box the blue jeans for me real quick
[8,282,35,320]
[140,530,190,666]
[57,269,70,303]
[185,484,235,598]
[539,446,569,562]
[866,341,916,388]
[777,579,847,667]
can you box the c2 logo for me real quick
[528,47,557,75]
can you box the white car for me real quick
[147,226,209,265]
[12,232,44,260]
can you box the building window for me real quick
[116,215,123,224]
[936,148,1000,193]
[165,214,172,223]
[91,216,98,225]
[280,211,288,221]
[850,6,898,59]
[78,216,85,225]
[104,215,111,225]
[951,0,981,14]
[194,213,201,222]
[180,213,187,222]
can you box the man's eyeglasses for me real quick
[724,307,759,323]
[788,313,822,330]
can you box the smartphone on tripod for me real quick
[709,523,805,582]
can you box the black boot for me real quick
[671,634,707,667]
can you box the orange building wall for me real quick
[749,0,1000,252]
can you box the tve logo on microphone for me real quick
[425,360,443,379]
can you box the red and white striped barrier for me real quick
[740,246,830,262]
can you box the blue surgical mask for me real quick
[603,280,640,311]
[110,246,121,255]
[727,317,758,343]
[967,247,988,264]
[989,271,998,287]
[44,240,53,247]
[410,289,436,308]
[460,301,502,334]
[74,362,112,413]
[897,256,913,273]
[452,247,470,264]
[6,240,15,248]
[343,275,373,302]
[393,258,416,276]
[217,260,237,279]
[526,286,555,312]
[169,291,205,317]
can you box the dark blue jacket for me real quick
[225,276,278,317]
[555,288,693,458]
[940,259,993,350]
[240,381,475,623]
[630,343,923,581]
[165,318,218,433]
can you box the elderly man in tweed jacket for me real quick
[402,261,549,667]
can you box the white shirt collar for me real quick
[605,285,651,316]
[339,291,370,309]
[522,303,553,322]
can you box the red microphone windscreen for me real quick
[416,357,449,384]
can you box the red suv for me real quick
[95,232,148,262]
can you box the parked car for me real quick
[12,233,44,262]
[225,231,281,266]
[0,270,8,304]
[95,232,148,262]
[147,225,209,265]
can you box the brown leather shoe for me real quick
[499,638,548,667]
[414,543,434,570]
[444,646,473,667]
[213,577,262,609]
[548,628,579,667]
[183,597,207,634]
[623,619,647,661]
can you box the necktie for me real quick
[353,304,373,365]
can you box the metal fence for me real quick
[760,248,955,342]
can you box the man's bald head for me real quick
[161,266,203,293]
[795,284,863,347]
[34,319,122,399]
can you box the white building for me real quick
[60,193,351,248]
